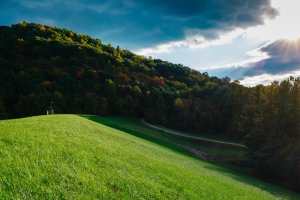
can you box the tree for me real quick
[173,98,184,111]
[155,96,167,124]
[102,79,118,114]
[0,98,7,119]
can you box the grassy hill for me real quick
[0,115,299,199]
[82,116,249,166]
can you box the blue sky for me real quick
[1,0,300,86]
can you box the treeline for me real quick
[231,78,300,191]
[0,22,299,191]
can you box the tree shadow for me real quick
[78,115,300,198]
[202,165,299,199]
[78,114,192,157]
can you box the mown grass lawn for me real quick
[84,116,247,157]
[0,114,299,199]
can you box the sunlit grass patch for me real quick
[0,114,298,199]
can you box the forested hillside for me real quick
[0,22,300,191]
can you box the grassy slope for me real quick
[84,116,247,156]
[0,115,299,199]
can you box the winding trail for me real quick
[141,119,247,148]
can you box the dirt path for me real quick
[140,119,247,148]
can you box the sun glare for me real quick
[137,0,300,56]
[246,0,300,41]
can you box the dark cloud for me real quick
[247,39,300,76]
[208,39,300,80]
[0,0,278,49]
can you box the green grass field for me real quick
[0,114,299,199]
[83,116,246,155]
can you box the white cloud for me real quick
[135,28,246,55]
[198,42,270,71]
[187,29,245,49]
[241,70,300,86]
[245,0,300,41]
[135,41,185,55]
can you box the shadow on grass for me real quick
[78,115,300,198]
[78,115,192,158]
[202,164,300,199]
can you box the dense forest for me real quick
[1,22,300,191]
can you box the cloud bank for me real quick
[0,0,278,49]
[205,39,300,86]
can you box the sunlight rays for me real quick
[246,0,300,41]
